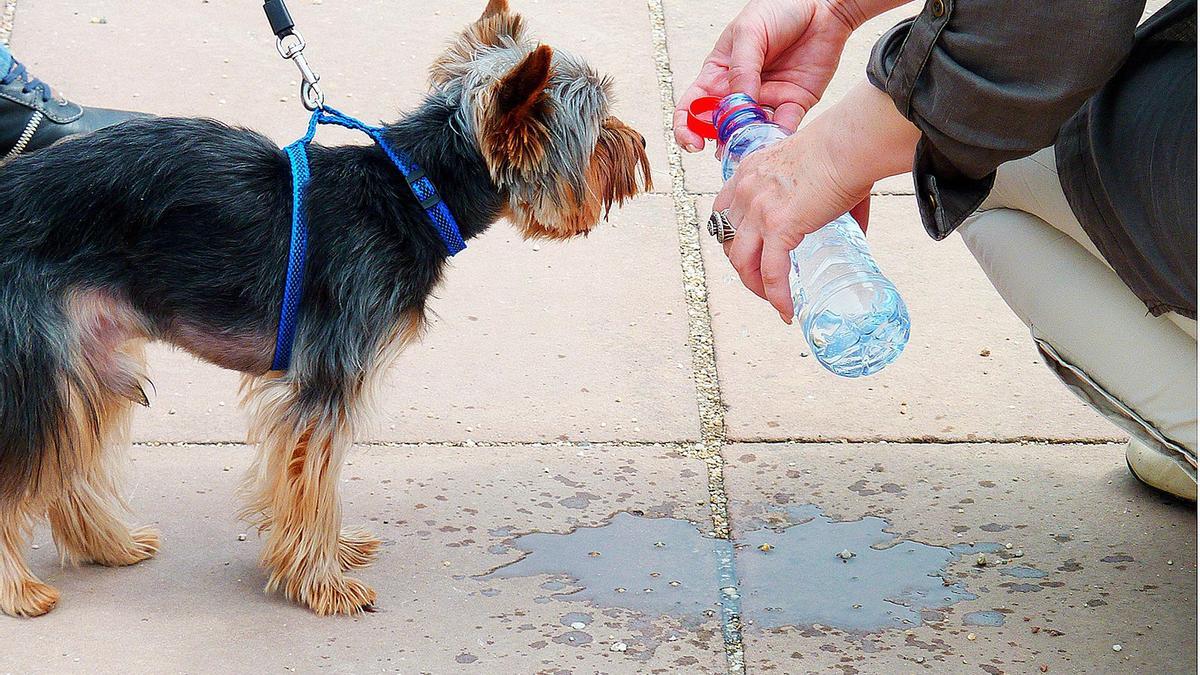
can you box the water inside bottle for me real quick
[791,217,910,378]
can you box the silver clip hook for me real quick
[276,31,324,111]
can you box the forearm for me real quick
[805,79,920,199]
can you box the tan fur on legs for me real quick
[48,340,160,567]
[337,528,382,571]
[236,311,421,614]
[0,506,58,618]
[1,300,155,618]
[238,377,376,615]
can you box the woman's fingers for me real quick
[760,240,795,322]
[771,101,806,134]
[717,187,769,301]
[673,63,729,152]
[728,226,768,301]
[728,24,766,100]
[673,107,705,153]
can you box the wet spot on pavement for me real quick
[1000,566,1048,579]
[962,611,1006,626]
[486,506,999,633]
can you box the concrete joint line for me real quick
[1,0,16,45]
[645,1,744,672]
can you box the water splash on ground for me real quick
[484,505,996,632]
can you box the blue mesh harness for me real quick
[271,106,466,371]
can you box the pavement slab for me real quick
[14,0,670,171]
[700,196,1122,443]
[721,442,1197,674]
[3,444,725,674]
[131,195,699,444]
[14,1,695,445]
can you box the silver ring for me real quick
[707,209,736,243]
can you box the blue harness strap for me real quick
[270,106,466,371]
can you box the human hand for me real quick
[712,80,921,323]
[673,0,865,152]
[713,125,870,322]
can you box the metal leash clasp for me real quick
[276,31,324,111]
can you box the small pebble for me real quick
[1112,644,1122,652]
[915,656,925,664]
[1040,665,1049,672]
[980,348,991,357]
[1012,550,1025,558]
[836,549,856,561]
[588,551,601,557]
[1005,543,1013,550]
[570,622,585,630]
[609,642,627,653]
[758,544,773,552]
[967,633,977,641]
[89,16,108,24]
[31,544,39,550]
[237,534,247,541]
[668,580,681,587]
[975,554,988,567]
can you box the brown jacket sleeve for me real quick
[867,0,1146,239]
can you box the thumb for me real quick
[728,26,765,99]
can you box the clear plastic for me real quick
[715,95,910,377]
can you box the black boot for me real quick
[0,54,143,161]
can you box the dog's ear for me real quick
[479,45,554,180]
[431,0,527,86]
[480,0,509,19]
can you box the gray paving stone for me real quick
[130,196,698,444]
[2,444,724,673]
[14,1,697,444]
[722,442,1196,674]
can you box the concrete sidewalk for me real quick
[2,1,1193,674]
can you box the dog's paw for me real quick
[305,576,377,616]
[337,528,381,571]
[1,580,60,618]
[92,526,160,567]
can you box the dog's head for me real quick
[431,0,652,240]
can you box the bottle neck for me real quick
[715,93,773,145]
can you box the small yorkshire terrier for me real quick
[0,0,649,617]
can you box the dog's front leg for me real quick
[239,377,377,615]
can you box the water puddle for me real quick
[485,505,999,633]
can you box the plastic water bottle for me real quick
[692,93,910,377]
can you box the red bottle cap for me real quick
[687,96,721,139]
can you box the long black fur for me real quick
[0,94,504,500]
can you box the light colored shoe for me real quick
[1126,439,1197,502]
